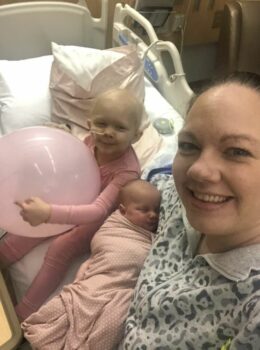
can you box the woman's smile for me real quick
[192,190,230,203]
[185,187,233,211]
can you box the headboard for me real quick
[0,0,108,59]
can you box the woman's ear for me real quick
[119,204,126,215]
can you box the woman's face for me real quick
[173,83,260,245]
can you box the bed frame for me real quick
[113,3,194,116]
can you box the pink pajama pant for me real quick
[0,222,101,320]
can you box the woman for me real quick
[119,79,260,350]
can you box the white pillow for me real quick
[51,42,125,91]
[50,42,148,132]
[0,55,53,135]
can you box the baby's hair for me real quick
[119,179,160,206]
[93,88,145,132]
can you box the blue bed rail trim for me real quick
[147,164,172,181]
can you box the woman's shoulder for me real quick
[150,174,179,203]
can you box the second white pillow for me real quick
[0,55,53,135]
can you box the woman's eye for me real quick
[178,141,198,154]
[226,148,251,158]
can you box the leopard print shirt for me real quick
[119,174,260,350]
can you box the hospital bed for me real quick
[0,0,193,348]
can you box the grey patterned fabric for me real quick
[119,174,260,350]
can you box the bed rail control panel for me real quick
[144,57,159,82]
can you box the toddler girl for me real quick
[0,88,144,321]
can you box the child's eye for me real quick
[95,122,106,128]
[116,125,127,132]
[137,207,146,212]
[178,141,199,154]
[225,147,252,158]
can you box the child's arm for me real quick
[15,197,51,226]
[17,170,139,227]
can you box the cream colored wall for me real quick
[85,0,229,47]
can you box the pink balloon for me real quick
[0,127,100,238]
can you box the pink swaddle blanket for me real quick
[22,210,153,350]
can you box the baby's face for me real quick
[123,192,160,232]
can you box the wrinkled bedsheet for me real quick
[22,210,153,350]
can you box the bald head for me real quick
[119,179,161,207]
[93,88,144,132]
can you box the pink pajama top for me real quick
[48,135,141,225]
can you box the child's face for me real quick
[89,101,141,161]
[122,192,160,232]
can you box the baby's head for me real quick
[119,179,161,232]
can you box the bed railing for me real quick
[113,3,194,118]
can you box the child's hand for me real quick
[15,197,51,226]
